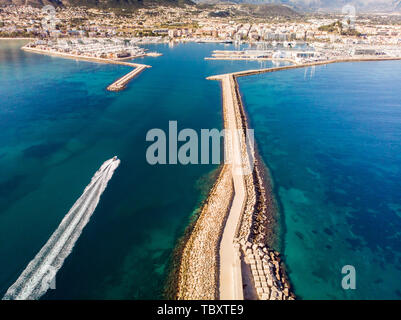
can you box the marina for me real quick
[205,43,401,64]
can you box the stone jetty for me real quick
[213,74,295,300]
[174,56,401,301]
[175,70,298,300]
[21,45,150,92]
[106,65,148,91]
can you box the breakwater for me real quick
[229,56,401,78]
[2,157,120,300]
[214,74,294,300]
[176,166,234,300]
[21,46,151,92]
[205,57,297,64]
[194,56,401,300]
[174,73,295,300]
[107,65,148,91]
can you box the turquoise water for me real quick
[0,40,279,299]
[238,61,401,299]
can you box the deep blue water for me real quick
[238,61,401,299]
[0,40,279,299]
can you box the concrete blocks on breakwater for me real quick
[241,241,294,300]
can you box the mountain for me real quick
[196,0,401,13]
[0,0,193,8]
[2,0,400,12]
[0,0,62,6]
[238,3,300,17]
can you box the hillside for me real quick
[0,0,193,8]
[199,2,300,18]
[196,0,401,13]
[240,3,299,17]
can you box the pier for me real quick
[22,46,151,92]
[107,65,148,91]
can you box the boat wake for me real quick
[2,156,121,300]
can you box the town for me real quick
[1,3,401,62]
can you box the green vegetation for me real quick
[318,20,361,36]
[0,30,36,38]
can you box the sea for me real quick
[1,39,400,299]
[0,39,275,299]
[238,61,401,299]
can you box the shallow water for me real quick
[238,61,401,299]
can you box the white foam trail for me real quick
[2,157,120,300]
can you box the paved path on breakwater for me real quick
[22,46,151,91]
[209,74,245,300]
[206,55,401,300]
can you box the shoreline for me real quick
[21,46,151,92]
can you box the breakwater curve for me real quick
[2,157,120,300]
